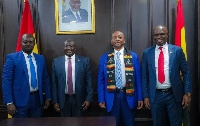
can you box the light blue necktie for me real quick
[28,55,37,89]
[116,52,122,89]
[76,12,81,22]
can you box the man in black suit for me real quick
[62,0,88,23]
[51,39,93,117]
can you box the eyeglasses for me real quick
[71,1,81,5]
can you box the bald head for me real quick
[64,39,76,57]
[111,31,125,51]
[153,25,168,46]
[20,33,35,54]
[153,25,168,34]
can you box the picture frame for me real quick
[55,0,95,34]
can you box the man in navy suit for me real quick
[2,34,51,118]
[98,31,143,126]
[51,39,93,117]
[62,0,88,23]
[142,25,192,126]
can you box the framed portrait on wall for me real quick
[55,0,95,34]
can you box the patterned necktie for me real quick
[27,55,37,89]
[76,12,81,22]
[116,52,122,89]
[158,47,165,84]
[68,57,73,95]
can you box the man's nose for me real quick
[26,42,31,45]
[66,46,71,49]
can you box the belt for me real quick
[30,90,39,95]
[116,87,126,92]
[156,88,172,93]
[65,94,76,96]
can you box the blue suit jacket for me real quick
[2,51,51,106]
[142,44,192,103]
[98,51,143,112]
[51,55,93,109]
[62,8,88,23]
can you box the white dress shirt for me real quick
[65,54,76,94]
[155,43,171,89]
[22,52,38,92]
[70,8,81,20]
[114,47,126,88]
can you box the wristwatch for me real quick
[186,93,191,97]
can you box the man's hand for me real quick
[137,101,143,109]
[82,101,90,111]
[54,103,60,112]
[182,94,191,109]
[44,99,51,109]
[7,103,17,116]
[99,102,106,108]
[144,98,150,109]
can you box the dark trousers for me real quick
[13,92,42,118]
[150,91,182,126]
[108,91,135,126]
[60,94,82,117]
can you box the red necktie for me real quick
[68,57,73,95]
[158,47,165,84]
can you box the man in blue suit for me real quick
[51,39,93,117]
[98,31,143,126]
[62,0,88,23]
[2,34,51,118]
[142,25,192,126]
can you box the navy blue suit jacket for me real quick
[142,44,192,103]
[2,51,51,106]
[51,55,93,109]
[62,8,88,23]
[98,51,143,112]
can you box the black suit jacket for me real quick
[62,8,88,23]
[51,55,93,109]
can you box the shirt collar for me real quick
[22,51,33,58]
[156,42,168,50]
[65,54,75,61]
[70,7,80,13]
[114,47,124,55]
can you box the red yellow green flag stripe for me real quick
[175,1,189,126]
[175,0,187,60]
[16,0,38,54]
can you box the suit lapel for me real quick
[75,55,80,82]
[60,56,66,83]
[20,51,29,81]
[168,44,174,75]
[150,46,156,75]
[34,53,40,79]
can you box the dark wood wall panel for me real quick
[198,0,200,116]
[112,0,128,39]
[168,0,176,44]
[0,0,3,104]
[132,0,149,60]
[0,0,199,125]
[3,0,19,55]
[152,0,166,27]
[196,0,200,120]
